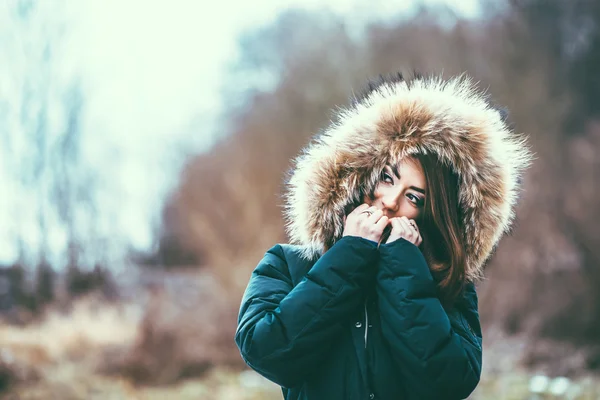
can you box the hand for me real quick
[386,216,422,246]
[343,204,389,243]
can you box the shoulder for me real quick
[260,244,317,286]
[458,282,479,318]
[462,282,479,308]
[457,282,482,336]
[444,283,480,322]
[263,243,303,265]
[446,281,479,311]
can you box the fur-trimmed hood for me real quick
[284,75,532,282]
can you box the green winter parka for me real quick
[235,236,482,399]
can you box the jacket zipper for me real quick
[364,301,369,348]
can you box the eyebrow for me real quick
[387,164,426,195]
[389,164,401,179]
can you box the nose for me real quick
[381,191,401,213]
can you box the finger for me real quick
[406,218,419,233]
[374,215,389,233]
[401,219,422,244]
[384,218,399,243]
[395,219,416,242]
[398,218,417,238]
[348,204,371,224]
[400,216,418,235]
[366,206,378,213]
[359,205,377,215]
[414,228,422,246]
[349,203,370,216]
[357,206,377,223]
[416,234,423,246]
[405,218,422,243]
[366,208,384,224]
[391,218,406,236]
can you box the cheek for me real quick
[399,201,422,220]
[365,186,382,203]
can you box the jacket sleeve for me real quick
[376,239,483,400]
[235,236,378,388]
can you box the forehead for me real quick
[391,157,426,186]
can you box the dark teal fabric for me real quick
[235,236,483,400]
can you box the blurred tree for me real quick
[501,0,600,347]
[0,0,109,303]
[164,9,370,276]
[136,200,199,268]
[34,258,54,306]
[511,0,600,127]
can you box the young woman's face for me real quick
[366,157,427,220]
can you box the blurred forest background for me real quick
[1,0,600,399]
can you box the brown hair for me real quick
[412,153,467,306]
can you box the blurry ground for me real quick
[0,267,282,400]
[1,268,599,400]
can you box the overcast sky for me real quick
[0,0,480,267]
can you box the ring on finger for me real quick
[362,207,377,216]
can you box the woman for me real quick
[234,74,532,400]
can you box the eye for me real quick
[407,193,425,207]
[380,171,393,184]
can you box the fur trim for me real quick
[284,75,532,282]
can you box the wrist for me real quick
[340,234,377,243]
[383,237,418,248]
